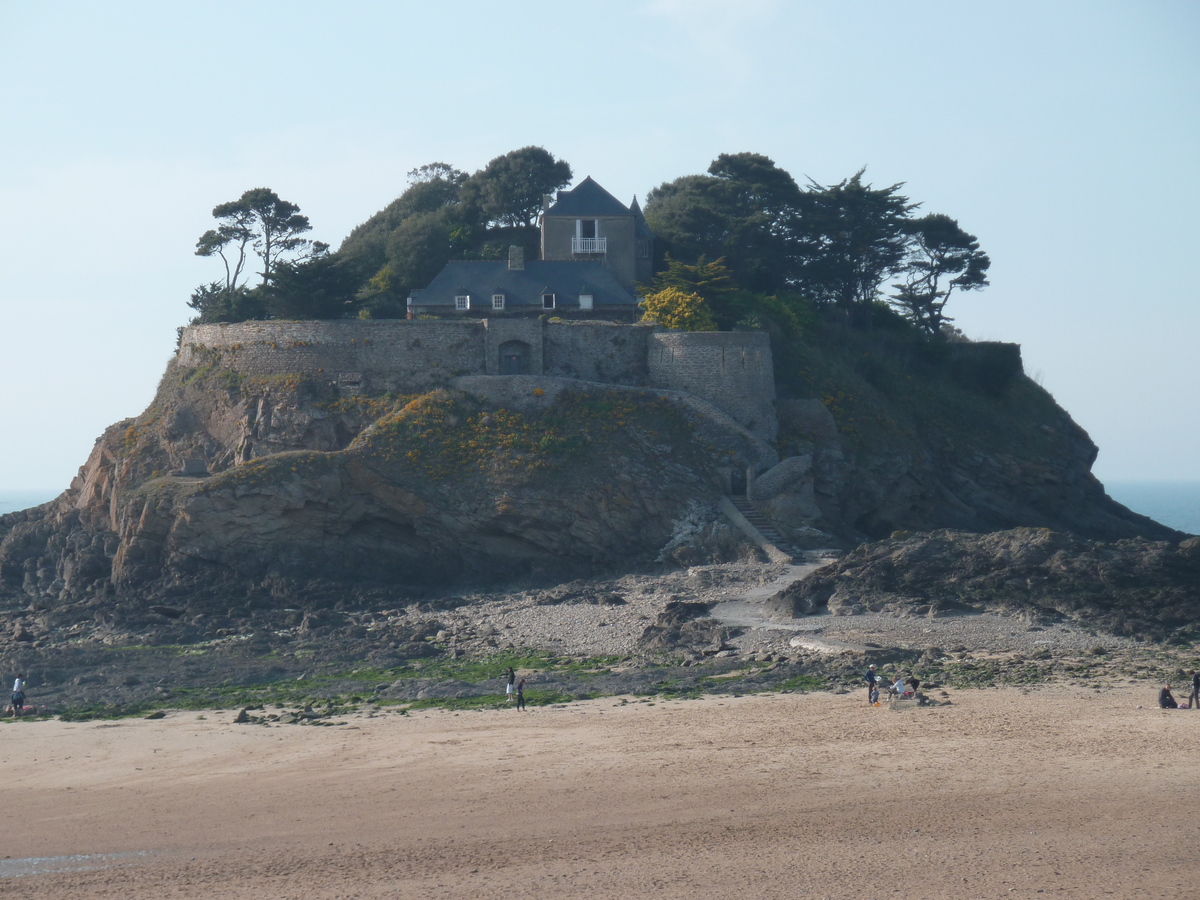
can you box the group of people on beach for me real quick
[505,667,526,710]
[864,664,920,705]
[1158,670,1200,709]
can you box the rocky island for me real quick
[1,159,1195,715]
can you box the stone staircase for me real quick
[725,496,797,561]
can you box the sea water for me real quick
[0,489,60,516]
[1104,481,1200,536]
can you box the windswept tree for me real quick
[793,169,917,328]
[196,188,313,289]
[890,213,991,336]
[461,146,572,228]
[338,163,469,282]
[645,153,803,293]
[263,246,363,320]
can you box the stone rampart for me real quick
[648,332,777,442]
[543,322,652,384]
[177,320,778,437]
[179,321,488,393]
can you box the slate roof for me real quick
[410,260,637,308]
[630,196,654,239]
[544,176,632,218]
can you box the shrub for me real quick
[640,287,717,332]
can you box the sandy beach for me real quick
[2,684,1197,899]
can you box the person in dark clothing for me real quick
[907,675,921,694]
[865,665,879,704]
[1159,684,1179,709]
[11,673,26,718]
[516,678,526,711]
[1188,671,1199,709]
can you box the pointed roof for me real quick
[630,195,654,239]
[545,176,632,218]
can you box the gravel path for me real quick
[424,557,1143,661]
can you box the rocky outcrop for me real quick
[0,328,1180,628]
[756,347,1181,546]
[775,528,1200,640]
[0,363,767,619]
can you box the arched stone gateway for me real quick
[498,340,531,375]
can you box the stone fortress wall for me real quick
[648,332,776,443]
[178,320,776,440]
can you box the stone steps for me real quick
[727,496,797,559]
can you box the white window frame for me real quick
[455,294,470,311]
[492,293,505,310]
[542,293,556,310]
[579,294,594,311]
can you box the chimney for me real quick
[508,245,524,271]
[542,193,554,211]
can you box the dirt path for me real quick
[2,685,1196,898]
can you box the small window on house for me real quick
[579,219,597,239]
[579,294,594,311]
[455,295,470,311]
[542,293,555,310]
[492,293,505,310]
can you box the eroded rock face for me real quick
[762,378,1179,547]
[778,528,1200,640]
[0,365,763,618]
[0,340,1181,626]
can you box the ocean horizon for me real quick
[1104,481,1200,536]
[2,481,1197,536]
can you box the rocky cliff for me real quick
[0,327,1178,630]
[752,330,1181,547]
[0,362,767,626]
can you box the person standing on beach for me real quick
[516,678,526,711]
[865,665,878,704]
[505,667,516,703]
[1188,670,1199,709]
[11,673,26,717]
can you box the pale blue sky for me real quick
[1,0,1197,493]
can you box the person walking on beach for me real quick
[1188,670,1199,709]
[11,673,26,717]
[516,678,526,711]
[505,667,516,703]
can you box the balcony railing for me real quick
[572,236,607,254]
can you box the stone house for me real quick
[407,176,653,319]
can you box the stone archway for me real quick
[498,340,531,375]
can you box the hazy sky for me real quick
[1,0,1197,494]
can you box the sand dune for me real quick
[2,685,1196,899]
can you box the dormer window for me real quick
[579,294,594,311]
[455,294,470,311]
[492,293,505,310]
[542,293,556,310]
